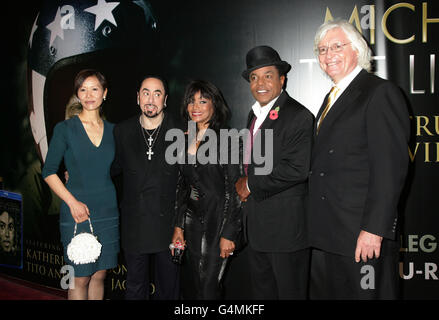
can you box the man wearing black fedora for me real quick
[235,45,314,299]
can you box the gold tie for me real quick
[317,86,339,134]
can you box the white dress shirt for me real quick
[251,90,282,135]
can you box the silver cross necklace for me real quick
[140,115,163,160]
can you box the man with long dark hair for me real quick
[111,75,181,300]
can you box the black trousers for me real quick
[124,250,180,300]
[309,248,400,300]
[247,246,310,299]
[181,212,228,300]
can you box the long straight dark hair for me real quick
[181,80,230,132]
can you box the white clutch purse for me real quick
[67,218,102,265]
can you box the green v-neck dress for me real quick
[42,115,119,276]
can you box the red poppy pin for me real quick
[269,106,280,120]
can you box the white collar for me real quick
[250,90,282,134]
[333,65,362,92]
[251,90,283,119]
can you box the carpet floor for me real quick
[0,274,67,300]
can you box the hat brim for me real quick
[242,61,291,81]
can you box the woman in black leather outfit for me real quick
[171,80,242,300]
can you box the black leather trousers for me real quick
[181,206,228,300]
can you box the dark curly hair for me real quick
[181,80,230,132]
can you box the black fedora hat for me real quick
[242,45,291,81]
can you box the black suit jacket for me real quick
[111,113,180,253]
[308,69,410,257]
[243,91,314,252]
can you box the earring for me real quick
[103,96,106,101]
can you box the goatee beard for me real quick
[143,106,163,118]
[143,111,159,118]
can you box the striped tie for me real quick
[317,86,339,134]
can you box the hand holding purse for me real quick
[67,217,102,265]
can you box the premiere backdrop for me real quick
[0,0,437,299]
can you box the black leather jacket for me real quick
[174,133,242,245]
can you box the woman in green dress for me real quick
[42,69,119,300]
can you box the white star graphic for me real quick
[29,13,39,48]
[46,7,64,47]
[84,0,120,31]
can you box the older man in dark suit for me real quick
[308,19,410,299]
[235,46,314,299]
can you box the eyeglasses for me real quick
[316,42,351,56]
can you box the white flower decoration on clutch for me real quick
[67,218,102,265]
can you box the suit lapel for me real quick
[314,70,366,138]
[246,110,254,128]
[257,91,288,132]
[248,91,288,174]
[312,70,367,163]
[133,115,149,174]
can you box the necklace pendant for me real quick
[146,147,154,160]
[140,115,164,161]
[147,135,154,146]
